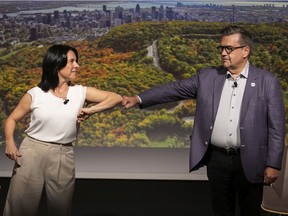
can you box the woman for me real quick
[3,44,122,216]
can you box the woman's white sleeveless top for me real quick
[25,85,87,144]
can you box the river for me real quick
[6,1,288,17]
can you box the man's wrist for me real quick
[136,95,142,104]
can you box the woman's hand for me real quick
[77,108,93,123]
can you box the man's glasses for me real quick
[217,45,246,54]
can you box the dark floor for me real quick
[0,177,281,216]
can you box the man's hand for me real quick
[122,96,140,109]
[264,167,279,185]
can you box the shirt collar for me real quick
[226,61,249,79]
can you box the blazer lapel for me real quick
[240,66,260,122]
[212,67,227,122]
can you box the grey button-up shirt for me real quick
[210,62,249,149]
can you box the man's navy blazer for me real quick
[139,64,286,183]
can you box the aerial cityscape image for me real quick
[0,1,287,215]
[0,1,287,148]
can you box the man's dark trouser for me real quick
[206,147,263,216]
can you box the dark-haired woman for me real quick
[3,44,122,216]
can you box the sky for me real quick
[0,0,288,2]
[0,0,288,1]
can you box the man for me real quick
[122,25,286,216]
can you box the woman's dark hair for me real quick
[221,25,254,57]
[38,44,78,92]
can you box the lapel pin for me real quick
[251,82,256,87]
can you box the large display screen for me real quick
[0,1,287,180]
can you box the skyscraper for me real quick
[136,4,141,14]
